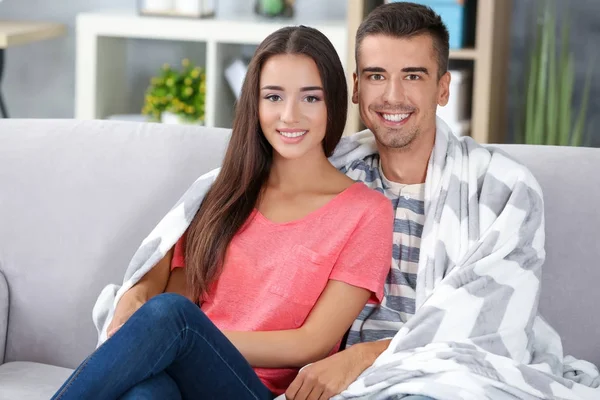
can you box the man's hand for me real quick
[285,339,390,400]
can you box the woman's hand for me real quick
[107,247,176,338]
[106,288,148,338]
[107,292,147,338]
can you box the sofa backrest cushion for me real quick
[0,120,230,368]
[0,120,598,368]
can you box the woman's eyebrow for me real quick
[260,85,324,91]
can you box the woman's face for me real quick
[258,54,328,161]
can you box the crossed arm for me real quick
[107,250,387,399]
[166,266,378,370]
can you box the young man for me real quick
[284,3,599,400]
[284,5,451,400]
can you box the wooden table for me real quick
[0,21,66,117]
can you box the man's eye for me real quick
[406,75,420,81]
[369,74,384,81]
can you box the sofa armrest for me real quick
[0,269,8,365]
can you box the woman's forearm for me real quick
[165,267,195,301]
[224,329,332,369]
[223,281,373,369]
[108,249,175,335]
[122,248,174,302]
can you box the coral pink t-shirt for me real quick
[171,182,393,395]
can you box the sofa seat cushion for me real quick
[0,361,73,400]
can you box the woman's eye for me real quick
[305,96,321,103]
[265,94,282,102]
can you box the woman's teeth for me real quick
[382,113,410,122]
[279,130,307,138]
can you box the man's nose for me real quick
[381,78,405,105]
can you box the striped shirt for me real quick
[341,154,425,346]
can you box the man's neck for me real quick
[377,129,435,185]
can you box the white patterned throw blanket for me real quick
[93,118,599,399]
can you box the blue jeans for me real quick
[51,293,274,400]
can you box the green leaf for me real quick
[571,58,594,146]
[518,1,540,144]
[545,3,557,145]
[557,6,572,146]
[533,3,550,145]
[558,55,574,146]
[524,7,543,144]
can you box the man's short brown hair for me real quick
[355,2,450,80]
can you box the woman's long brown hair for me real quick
[184,25,348,301]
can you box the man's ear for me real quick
[437,71,450,107]
[352,72,359,104]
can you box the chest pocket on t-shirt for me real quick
[269,245,334,307]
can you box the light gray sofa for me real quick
[0,119,598,399]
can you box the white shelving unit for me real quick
[75,12,348,128]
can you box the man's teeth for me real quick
[382,113,409,122]
[279,130,307,138]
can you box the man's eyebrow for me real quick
[362,67,386,74]
[361,66,430,75]
[402,67,429,75]
[260,85,324,91]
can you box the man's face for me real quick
[353,34,450,150]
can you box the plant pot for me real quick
[141,0,174,13]
[161,111,203,125]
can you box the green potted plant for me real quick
[518,0,594,146]
[142,58,206,125]
[254,0,295,18]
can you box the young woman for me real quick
[52,26,393,400]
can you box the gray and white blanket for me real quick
[92,118,599,399]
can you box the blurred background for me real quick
[0,0,598,146]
